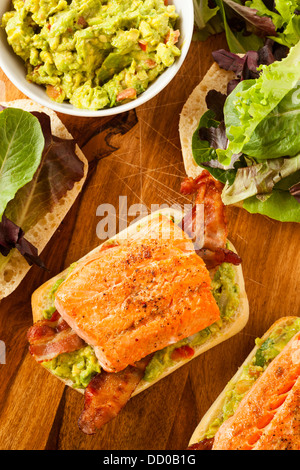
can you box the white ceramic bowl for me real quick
[0,1,194,117]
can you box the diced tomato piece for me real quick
[146,59,157,68]
[171,345,195,362]
[164,0,168,5]
[116,88,137,102]
[138,41,147,51]
[78,16,88,28]
[172,30,180,44]
[165,29,180,45]
[46,85,63,101]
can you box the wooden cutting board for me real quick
[0,36,299,451]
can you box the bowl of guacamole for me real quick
[0,0,194,117]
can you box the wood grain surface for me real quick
[0,36,299,451]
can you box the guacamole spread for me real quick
[42,263,77,320]
[43,345,101,388]
[2,0,181,110]
[204,316,300,439]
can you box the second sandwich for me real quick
[189,316,300,450]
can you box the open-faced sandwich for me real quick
[188,316,300,450]
[179,39,300,223]
[27,171,249,434]
[0,100,88,300]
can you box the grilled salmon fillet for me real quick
[213,331,300,450]
[54,215,220,373]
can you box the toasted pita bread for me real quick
[0,99,88,300]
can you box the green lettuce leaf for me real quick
[222,154,300,205]
[192,109,221,163]
[193,0,300,52]
[241,83,300,160]
[0,109,84,270]
[215,0,264,53]
[243,189,300,223]
[220,40,300,164]
[192,106,237,185]
[192,0,223,41]
[0,108,44,222]
[190,42,300,222]
[247,0,300,48]
[193,0,220,30]
[244,0,284,30]
[223,0,277,35]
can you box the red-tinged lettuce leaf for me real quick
[193,91,229,159]
[197,90,227,148]
[205,89,227,122]
[213,40,288,72]
[212,40,288,93]
[192,90,240,185]
[212,49,246,74]
[290,182,300,202]
[4,111,84,233]
[192,40,288,185]
[0,215,46,269]
[222,0,277,36]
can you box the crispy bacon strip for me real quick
[27,312,85,363]
[181,170,227,250]
[198,248,242,268]
[180,171,241,269]
[78,356,152,434]
[188,438,214,450]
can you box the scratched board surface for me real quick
[0,36,299,450]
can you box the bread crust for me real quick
[188,316,299,447]
[0,99,88,300]
[31,208,249,396]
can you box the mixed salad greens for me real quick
[0,107,84,268]
[193,0,300,52]
[192,38,300,222]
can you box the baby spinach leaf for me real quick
[0,108,44,222]
[192,109,222,163]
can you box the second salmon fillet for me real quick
[54,215,220,372]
